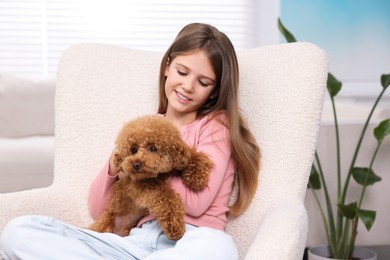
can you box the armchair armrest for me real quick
[0,187,93,231]
[245,199,308,260]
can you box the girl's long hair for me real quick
[157,23,260,216]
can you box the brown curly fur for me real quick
[89,115,213,240]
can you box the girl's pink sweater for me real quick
[88,114,235,231]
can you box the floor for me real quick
[303,245,390,260]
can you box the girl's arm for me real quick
[172,115,234,217]
[88,150,119,219]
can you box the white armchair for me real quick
[0,42,328,259]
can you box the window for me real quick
[0,0,280,78]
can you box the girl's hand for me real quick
[108,148,120,176]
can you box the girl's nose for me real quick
[182,81,194,93]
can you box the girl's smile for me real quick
[174,90,192,103]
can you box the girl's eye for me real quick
[149,145,157,152]
[130,145,138,155]
[199,81,208,87]
[177,70,187,76]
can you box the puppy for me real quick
[89,115,213,240]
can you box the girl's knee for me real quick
[3,215,31,237]
[1,215,50,259]
[1,216,27,256]
[185,227,238,259]
[1,215,42,248]
[196,227,235,244]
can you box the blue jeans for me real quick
[1,215,238,260]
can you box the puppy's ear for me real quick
[171,142,192,170]
[113,150,122,168]
[181,149,214,191]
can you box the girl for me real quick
[1,23,260,260]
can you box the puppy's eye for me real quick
[130,145,138,155]
[149,145,157,153]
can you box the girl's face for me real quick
[164,50,216,122]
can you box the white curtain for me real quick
[0,0,276,78]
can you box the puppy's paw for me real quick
[165,225,185,241]
[162,216,185,241]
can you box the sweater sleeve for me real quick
[88,159,118,219]
[171,115,234,217]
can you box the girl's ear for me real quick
[164,58,170,76]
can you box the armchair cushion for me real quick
[0,42,327,259]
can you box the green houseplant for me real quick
[277,18,390,259]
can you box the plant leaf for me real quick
[338,202,357,219]
[374,118,390,143]
[356,209,376,231]
[381,74,390,89]
[327,73,342,98]
[277,18,297,43]
[308,165,321,189]
[352,167,382,186]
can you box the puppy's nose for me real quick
[133,162,142,171]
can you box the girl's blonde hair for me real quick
[157,23,260,216]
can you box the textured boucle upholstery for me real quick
[0,42,328,259]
